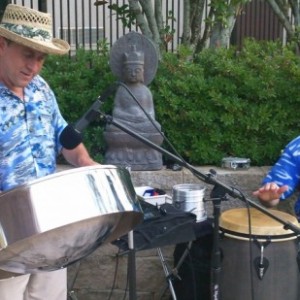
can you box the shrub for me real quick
[41,39,300,166]
[152,39,300,165]
[42,48,115,162]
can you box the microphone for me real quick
[73,82,118,133]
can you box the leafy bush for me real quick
[152,39,300,165]
[41,39,300,166]
[42,48,115,162]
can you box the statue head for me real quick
[122,44,145,83]
[123,44,144,65]
[109,31,158,85]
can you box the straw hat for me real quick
[0,4,70,55]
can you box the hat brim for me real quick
[0,27,70,55]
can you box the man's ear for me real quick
[0,36,8,53]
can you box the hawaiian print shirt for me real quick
[0,75,67,191]
[262,135,300,221]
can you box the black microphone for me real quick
[73,82,118,133]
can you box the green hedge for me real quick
[41,39,300,166]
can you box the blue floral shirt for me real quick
[262,135,300,220]
[0,75,67,191]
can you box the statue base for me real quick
[104,131,164,171]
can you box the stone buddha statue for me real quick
[104,32,163,171]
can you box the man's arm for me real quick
[61,143,99,167]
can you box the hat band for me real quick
[0,23,52,42]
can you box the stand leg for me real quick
[128,230,137,300]
[211,200,221,300]
[67,261,81,300]
[209,183,228,300]
[157,247,177,300]
[157,244,193,300]
[67,290,79,300]
[170,241,193,285]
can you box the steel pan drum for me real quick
[0,165,143,277]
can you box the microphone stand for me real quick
[207,184,229,300]
[98,112,300,300]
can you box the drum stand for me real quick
[128,230,137,300]
[67,261,81,300]
[127,223,194,300]
[157,241,193,300]
[67,231,137,300]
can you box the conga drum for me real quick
[219,207,300,300]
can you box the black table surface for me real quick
[112,202,213,252]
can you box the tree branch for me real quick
[267,0,294,36]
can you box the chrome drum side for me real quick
[0,165,143,276]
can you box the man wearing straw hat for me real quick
[0,4,99,299]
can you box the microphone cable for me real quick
[107,247,121,300]
[241,191,256,300]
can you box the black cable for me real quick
[107,247,121,300]
[118,82,192,171]
[241,191,255,300]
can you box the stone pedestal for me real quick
[104,129,164,171]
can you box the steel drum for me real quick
[0,165,143,277]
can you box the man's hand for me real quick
[253,182,288,207]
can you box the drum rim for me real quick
[220,207,300,236]
[220,227,297,242]
[0,165,120,197]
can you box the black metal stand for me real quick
[97,111,300,300]
[156,241,193,300]
[157,247,178,300]
[127,231,137,300]
[206,184,229,300]
[67,261,81,300]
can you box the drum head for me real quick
[220,208,299,236]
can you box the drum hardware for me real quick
[156,241,196,300]
[67,261,81,300]
[157,247,178,299]
[253,239,271,280]
[67,290,78,300]
[157,244,192,300]
[128,230,137,300]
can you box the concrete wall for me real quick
[64,165,297,300]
